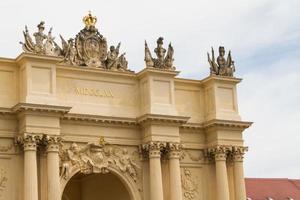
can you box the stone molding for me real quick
[138,114,190,126]
[12,103,72,115]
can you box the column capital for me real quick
[41,135,62,153]
[232,146,248,162]
[207,145,232,162]
[15,133,42,151]
[167,142,183,159]
[139,141,167,159]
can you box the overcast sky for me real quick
[0,0,299,178]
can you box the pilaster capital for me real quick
[15,133,42,151]
[167,142,183,159]
[232,146,248,162]
[41,135,62,153]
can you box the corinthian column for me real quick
[232,146,248,200]
[143,142,165,200]
[16,134,40,200]
[168,142,183,200]
[43,135,61,200]
[211,146,230,200]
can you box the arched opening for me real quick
[62,172,131,200]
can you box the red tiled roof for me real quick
[246,178,300,200]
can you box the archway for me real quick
[62,172,131,200]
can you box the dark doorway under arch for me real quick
[62,172,131,200]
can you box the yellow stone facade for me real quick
[0,52,251,200]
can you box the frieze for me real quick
[75,87,114,98]
[59,137,140,182]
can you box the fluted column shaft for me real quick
[233,147,247,200]
[168,143,183,200]
[45,136,61,200]
[22,135,39,200]
[214,151,230,200]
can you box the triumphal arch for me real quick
[0,12,251,200]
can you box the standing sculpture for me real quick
[20,12,130,71]
[207,46,235,77]
[144,37,175,70]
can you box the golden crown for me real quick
[83,11,97,27]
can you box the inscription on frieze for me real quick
[75,87,114,98]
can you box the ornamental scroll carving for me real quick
[59,139,140,182]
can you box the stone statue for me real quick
[44,28,56,56]
[106,43,120,69]
[207,46,235,77]
[105,43,129,71]
[33,21,47,53]
[144,37,175,70]
[58,37,77,65]
[20,21,57,56]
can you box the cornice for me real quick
[62,113,138,126]
[15,52,62,65]
[0,107,14,115]
[56,64,136,78]
[203,119,253,130]
[12,103,72,115]
[180,123,204,130]
[201,74,242,85]
[137,67,180,79]
[137,113,190,126]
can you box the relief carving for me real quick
[0,144,12,153]
[59,138,140,182]
[181,168,198,200]
[0,169,7,198]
